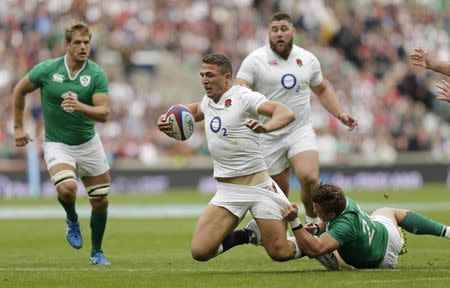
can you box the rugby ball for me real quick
[165,104,195,141]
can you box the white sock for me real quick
[288,237,303,258]
[445,226,450,238]
[215,244,224,256]
[305,215,320,224]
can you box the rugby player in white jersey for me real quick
[158,54,338,269]
[235,12,358,224]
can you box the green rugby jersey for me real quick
[327,198,388,268]
[28,55,108,145]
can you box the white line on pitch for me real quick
[0,202,450,219]
[1,267,450,273]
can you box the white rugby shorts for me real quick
[42,133,110,177]
[209,178,291,220]
[371,215,402,269]
[262,124,317,175]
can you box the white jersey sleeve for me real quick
[236,54,257,85]
[240,88,267,114]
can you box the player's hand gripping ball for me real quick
[165,104,195,141]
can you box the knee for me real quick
[265,241,292,262]
[268,251,291,262]
[191,246,214,262]
[52,170,77,200]
[90,196,109,212]
[57,181,77,200]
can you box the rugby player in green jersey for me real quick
[12,22,111,266]
[282,183,450,269]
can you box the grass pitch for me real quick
[0,184,449,288]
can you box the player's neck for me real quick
[64,54,86,77]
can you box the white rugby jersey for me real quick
[200,85,268,178]
[236,44,323,138]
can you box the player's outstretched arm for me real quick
[12,76,36,147]
[311,80,358,131]
[247,100,294,133]
[410,47,450,76]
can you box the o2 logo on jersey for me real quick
[281,74,297,89]
[281,74,300,92]
[209,116,228,136]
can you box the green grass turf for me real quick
[0,184,449,287]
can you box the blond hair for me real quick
[65,21,91,43]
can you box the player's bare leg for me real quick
[191,205,239,261]
[290,150,320,223]
[257,218,301,261]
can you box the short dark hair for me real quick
[312,183,347,216]
[269,12,293,24]
[65,21,91,43]
[202,53,232,75]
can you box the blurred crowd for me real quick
[2,0,450,168]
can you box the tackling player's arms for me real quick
[296,231,340,258]
[282,202,340,258]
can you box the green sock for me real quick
[90,210,108,252]
[400,211,445,236]
[58,196,78,223]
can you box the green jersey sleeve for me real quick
[28,60,52,87]
[93,70,109,94]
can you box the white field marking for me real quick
[1,267,450,273]
[0,204,204,219]
[343,277,450,285]
[0,202,450,219]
